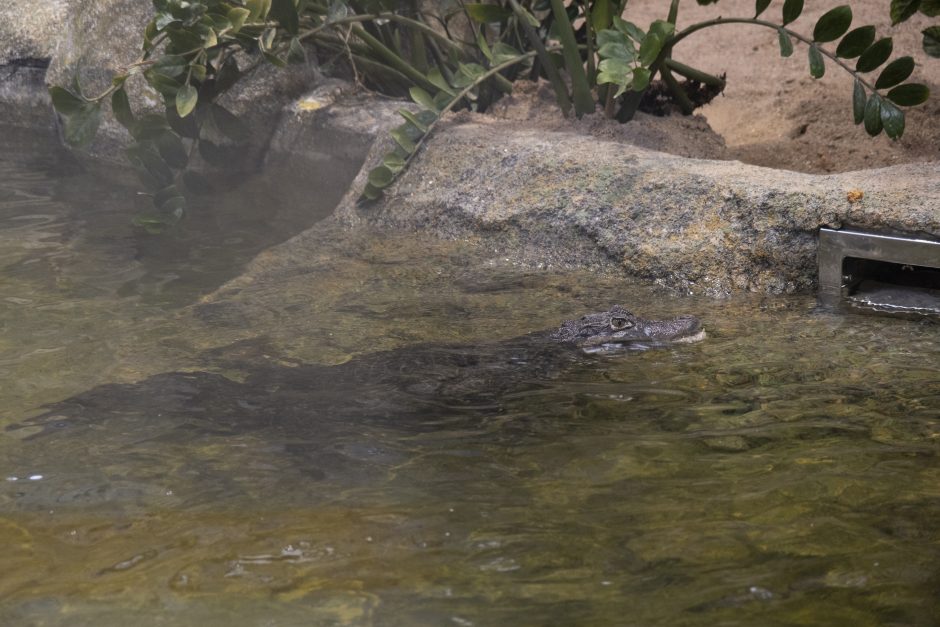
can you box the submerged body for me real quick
[11,306,705,458]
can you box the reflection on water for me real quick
[1,127,939,626]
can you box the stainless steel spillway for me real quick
[818,228,940,318]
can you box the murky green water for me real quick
[1,126,939,626]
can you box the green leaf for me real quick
[390,127,416,153]
[61,102,102,147]
[126,144,173,186]
[165,27,204,53]
[189,62,206,82]
[133,211,177,233]
[398,108,429,132]
[836,25,875,58]
[433,91,451,111]
[856,38,893,72]
[154,184,183,209]
[782,0,804,25]
[155,130,188,168]
[152,55,188,78]
[327,0,349,23]
[145,71,182,96]
[638,32,664,66]
[924,26,940,58]
[263,51,287,67]
[476,25,492,61]
[454,62,486,88]
[382,153,406,173]
[156,194,186,218]
[227,7,250,32]
[863,93,883,136]
[778,28,794,57]
[921,0,940,16]
[880,99,905,138]
[368,165,395,189]
[269,0,299,35]
[48,86,87,115]
[592,0,614,31]
[890,0,921,24]
[144,19,159,51]
[597,58,633,83]
[155,12,180,31]
[886,83,930,106]
[755,0,772,17]
[131,113,171,141]
[288,37,306,64]
[214,54,241,94]
[813,5,852,43]
[875,57,915,89]
[808,44,825,78]
[111,87,135,129]
[491,42,521,65]
[166,107,197,139]
[549,0,594,116]
[613,18,646,43]
[648,20,675,40]
[598,41,636,62]
[409,87,439,112]
[245,0,270,21]
[464,3,513,22]
[359,182,382,202]
[427,67,455,96]
[175,83,198,117]
[852,78,866,124]
[632,67,652,91]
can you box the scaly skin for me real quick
[551,305,705,351]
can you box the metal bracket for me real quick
[818,228,940,314]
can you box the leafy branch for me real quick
[360,48,545,202]
[48,0,935,221]
[664,2,928,138]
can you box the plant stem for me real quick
[549,0,596,116]
[394,47,549,176]
[667,0,680,25]
[507,0,573,117]
[669,17,878,92]
[660,65,693,113]
[350,23,439,92]
[297,12,465,55]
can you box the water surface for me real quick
[1,126,939,626]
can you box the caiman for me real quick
[7,306,704,488]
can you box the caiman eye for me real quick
[610,316,634,330]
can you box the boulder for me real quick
[328,119,940,297]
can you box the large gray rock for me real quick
[0,0,66,129]
[0,0,69,66]
[328,120,940,297]
[0,0,320,165]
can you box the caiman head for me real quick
[551,305,705,352]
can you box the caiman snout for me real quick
[552,306,706,351]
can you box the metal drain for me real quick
[818,228,940,318]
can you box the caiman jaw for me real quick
[638,315,706,344]
[576,314,706,352]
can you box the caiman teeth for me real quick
[670,329,707,344]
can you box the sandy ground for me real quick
[485,0,939,173]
